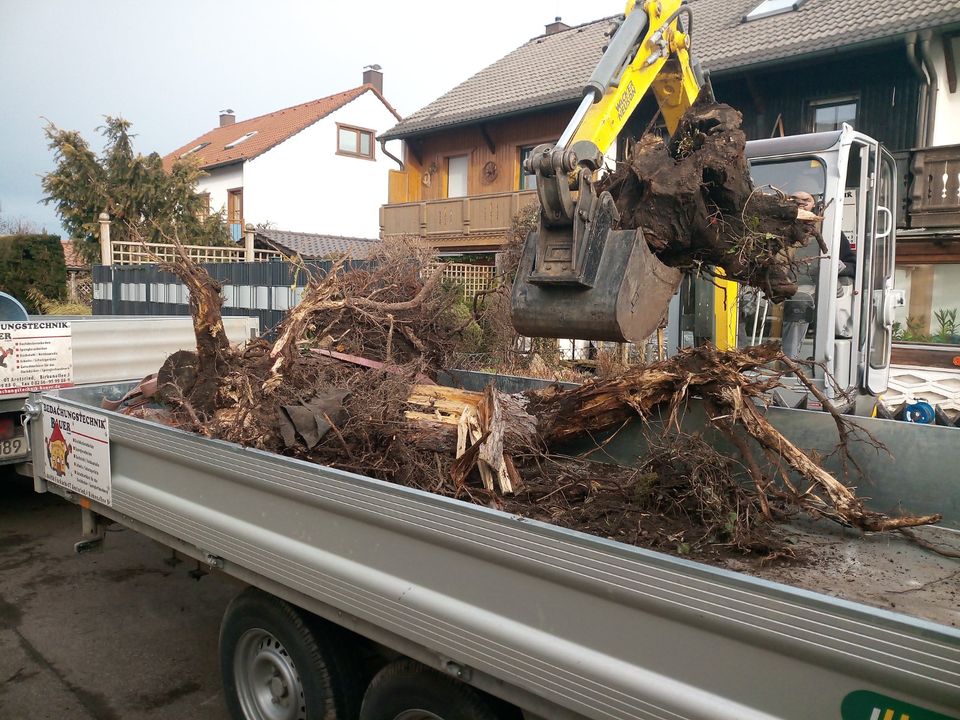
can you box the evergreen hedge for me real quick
[0,234,67,312]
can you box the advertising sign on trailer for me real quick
[0,321,73,395]
[40,399,111,506]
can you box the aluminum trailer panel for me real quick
[0,315,259,468]
[0,315,259,402]
[30,385,960,720]
[62,315,259,389]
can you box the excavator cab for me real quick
[668,126,901,403]
[511,0,700,342]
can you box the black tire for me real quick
[220,586,362,720]
[359,659,516,720]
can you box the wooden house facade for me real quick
[381,112,568,251]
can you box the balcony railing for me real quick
[381,190,538,243]
[909,144,960,228]
[381,147,960,243]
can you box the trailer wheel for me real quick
[359,659,516,720]
[220,587,361,720]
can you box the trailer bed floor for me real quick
[727,521,959,628]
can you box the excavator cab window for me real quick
[672,131,896,401]
[737,157,827,359]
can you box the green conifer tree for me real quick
[42,116,230,265]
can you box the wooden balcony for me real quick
[380,190,538,249]
[909,144,960,228]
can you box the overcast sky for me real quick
[0,0,621,235]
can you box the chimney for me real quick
[363,64,383,94]
[219,109,235,127]
[545,17,570,35]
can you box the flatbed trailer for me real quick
[26,376,960,720]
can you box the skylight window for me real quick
[743,0,803,21]
[224,131,258,149]
[180,141,210,158]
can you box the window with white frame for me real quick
[743,0,804,21]
[447,154,469,198]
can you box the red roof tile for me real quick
[163,85,401,171]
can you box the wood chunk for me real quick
[503,454,521,490]
[477,460,496,492]
[403,410,461,426]
[478,384,510,494]
[456,406,471,459]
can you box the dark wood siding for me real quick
[711,45,922,151]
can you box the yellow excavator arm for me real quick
[511,0,738,349]
[569,0,700,154]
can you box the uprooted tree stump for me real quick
[604,91,825,301]
[155,237,234,420]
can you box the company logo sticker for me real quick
[842,691,958,720]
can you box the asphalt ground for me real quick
[0,470,238,720]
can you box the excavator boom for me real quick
[511,0,702,343]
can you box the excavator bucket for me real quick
[511,225,682,343]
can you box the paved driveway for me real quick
[0,471,238,720]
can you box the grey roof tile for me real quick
[382,0,960,140]
[693,0,960,73]
[380,18,612,140]
[256,229,378,259]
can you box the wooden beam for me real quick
[907,264,935,332]
[407,140,423,166]
[944,31,959,94]
[896,237,960,265]
[479,123,496,154]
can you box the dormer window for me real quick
[224,131,258,149]
[180,141,210,158]
[337,123,375,160]
[743,0,805,21]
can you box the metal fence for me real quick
[93,260,497,332]
[94,262,315,332]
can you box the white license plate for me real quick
[0,436,26,459]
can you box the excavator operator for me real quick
[781,191,856,359]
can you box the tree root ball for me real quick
[604,92,824,301]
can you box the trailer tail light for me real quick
[0,416,15,440]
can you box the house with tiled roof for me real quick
[164,67,402,241]
[380,0,960,357]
